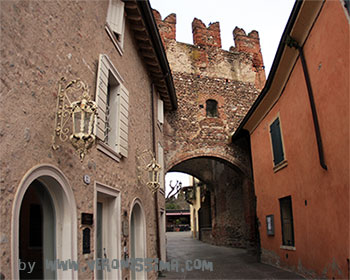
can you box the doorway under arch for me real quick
[12,164,78,280]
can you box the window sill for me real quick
[273,159,288,173]
[97,141,121,162]
[280,245,296,251]
[105,24,124,56]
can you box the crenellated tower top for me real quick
[192,18,222,48]
[152,9,266,90]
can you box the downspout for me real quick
[150,83,161,272]
[286,35,327,170]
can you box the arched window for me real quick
[206,99,218,117]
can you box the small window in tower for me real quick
[206,99,218,117]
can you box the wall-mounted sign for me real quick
[266,215,274,236]
[83,174,91,185]
[81,213,93,225]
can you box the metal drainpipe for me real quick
[286,35,327,170]
[150,83,162,271]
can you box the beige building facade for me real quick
[0,0,176,279]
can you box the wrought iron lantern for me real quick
[70,97,97,160]
[146,157,161,193]
[52,78,97,161]
[137,150,162,193]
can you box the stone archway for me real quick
[12,164,78,280]
[166,146,250,177]
[168,155,257,251]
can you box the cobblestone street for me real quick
[160,232,304,279]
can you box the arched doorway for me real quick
[19,180,55,279]
[130,200,146,280]
[12,165,78,280]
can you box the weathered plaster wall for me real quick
[250,0,349,278]
[0,1,164,279]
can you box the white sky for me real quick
[152,0,296,194]
[150,0,295,75]
[165,172,192,197]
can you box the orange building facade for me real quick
[233,0,349,278]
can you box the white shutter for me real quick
[158,98,164,124]
[107,86,119,149]
[116,83,129,157]
[107,0,125,36]
[158,143,164,189]
[95,54,109,141]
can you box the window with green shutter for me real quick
[270,117,285,166]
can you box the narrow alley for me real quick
[161,232,303,279]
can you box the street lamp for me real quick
[146,157,161,193]
[137,150,162,193]
[70,97,97,160]
[52,78,97,161]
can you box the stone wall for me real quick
[153,10,265,173]
[154,10,263,250]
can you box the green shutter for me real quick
[270,118,284,165]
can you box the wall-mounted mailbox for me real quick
[266,215,274,236]
[82,213,93,225]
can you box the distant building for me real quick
[233,0,349,278]
[166,210,191,232]
[188,177,201,239]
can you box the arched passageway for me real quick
[169,156,258,252]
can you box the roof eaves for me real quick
[132,0,178,111]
